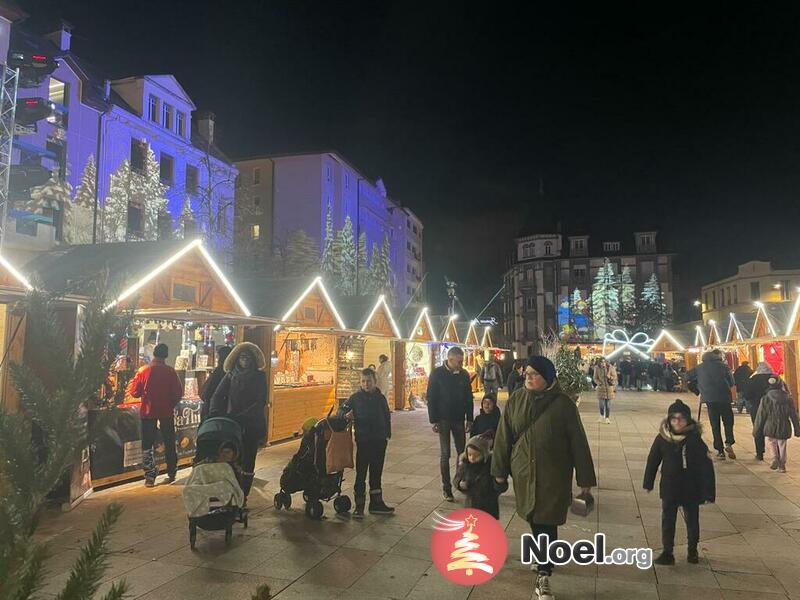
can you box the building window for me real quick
[544,241,552,255]
[253,167,261,185]
[751,281,760,300]
[253,196,261,207]
[250,224,260,240]
[407,219,410,229]
[413,224,418,234]
[185,165,198,195]
[782,280,790,301]
[603,241,621,253]
[574,265,586,281]
[525,297,535,310]
[162,102,173,130]
[47,138,66,180]
[159,152,174,184]
[344,172,349,189]
[127,203,144,237]
[712,290,716,309]
[48,78,68,126]
[176,111,186,136]
[407,241,411,251]
[733,285,738,304]
[131,139,147,174]
[704,292,709,309]
[148,95,159,122]
[326,165,332,182]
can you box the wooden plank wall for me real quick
[269,385,337,442]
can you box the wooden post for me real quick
[393,341,406,410]
[783,341,800,411]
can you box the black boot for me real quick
[654,551,675,565]
[368,489,395,514]
[687,549,699,564]
[353,495,365,518]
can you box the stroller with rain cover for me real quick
[183,417,248,548]
[274,408,352,519]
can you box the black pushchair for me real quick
[274,411,352,519]
[186,417,248,548]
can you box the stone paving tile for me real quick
[94,561,194,598]
[137,568,286,599]
[296,546,382,589]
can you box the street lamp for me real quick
[692,300,701,307]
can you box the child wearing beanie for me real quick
[643,399,715,565]
[453,435,507,518]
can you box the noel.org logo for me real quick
[430,509,507,586]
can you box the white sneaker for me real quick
[605,417,611,424]
[598,416,605,423]
[535,573,555,600]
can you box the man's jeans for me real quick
[141,417,177,481]
[438,420,466,493]
[705,402,735,452]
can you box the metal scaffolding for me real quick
[0,66,18,251]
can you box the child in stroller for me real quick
[182,416,248,548]
[274,412,353,519]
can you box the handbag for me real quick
[570,491,595,517]
[325,422,354,474]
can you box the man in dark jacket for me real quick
[506,360,524,394]
[687,350,736,459]
[428,346,474,501]
[342,368,393,516]
[127,343,184,487]
[481,354,504,396]
[643,399,715,565]
[733,361,753,414]
[200,345,232,422]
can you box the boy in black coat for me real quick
[453,435,507,519]
[342,368,393,517]
[470,395,501,442]
[643,399,715,565]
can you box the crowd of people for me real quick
[592,356,685,393]
[128,339,799,600]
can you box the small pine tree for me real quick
[175,196,195,239]
[320,202,336,278]
[338,216,357,295]
[590,259,619,338]
[74,155,97,209]
[370,234,394,302]
[357,231,367,295]
[637,273,668,336]
[141,146,168,241]
[620,266,636,329]
[364,243,380,295]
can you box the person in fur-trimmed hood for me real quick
[453,435,507,519]
[753,376,800,473]
[209,341,268,498]
[643,399,715,566]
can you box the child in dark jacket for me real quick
[753,377,800,473]
[470,395,501,443]
[643,399,715,565]
[342,368,393,517]
[453,435,507,519]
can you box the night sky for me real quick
[17,2,800,321]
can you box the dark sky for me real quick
[18,2,800,320]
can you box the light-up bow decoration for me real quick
[602,329,654,360]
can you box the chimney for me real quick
[195,110,215,145]
[46,21,72,52]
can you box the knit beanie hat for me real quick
[301,417,318,433]
[153,343,168,359]
[667,399,691,420]
[526,356,557,386]
[466,435,490,462]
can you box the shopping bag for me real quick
[325,425,354,473]
[570,491,595,517]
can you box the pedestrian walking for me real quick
[643,399,715,565]
[506,360,525,394]
[687,350,736,460]
[375,354,392,398]
[199,345,233,422]
[427,346,474,501]
[481,353,504,397]
[127,343,183,487]
[733,361,753,414]
[492,356,596,600]
[470,394,501,442]
[593,357,617,424]
[753,376,800,472]
[744,362,774,461]
[209,342,268,500]
[342,368,394,516]
[619,357,632,390]
[453,435,507,519]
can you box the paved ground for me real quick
[32,391,800,599]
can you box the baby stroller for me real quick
[274,410,352,519]
[184,417,248,549]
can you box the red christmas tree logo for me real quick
[430,509,507,586]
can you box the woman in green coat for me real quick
[492,356,596,600]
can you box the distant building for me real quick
[501,230,675,357]
[700,261,800,325]
[4,20,237,262]
[233,151,424,308]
